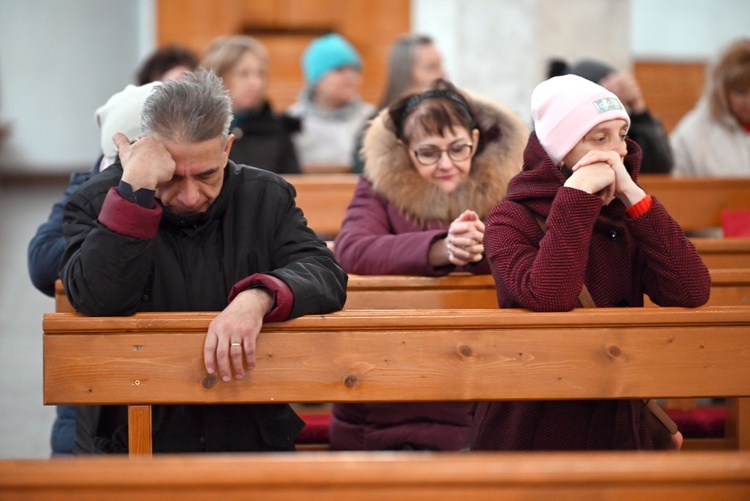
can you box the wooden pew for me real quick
[51,272,750,451]
[280,174,750,239]
[3,451,750,500]
[639,175,750,234]
[54,267,750,315]
[345,273,498,309]
[344,269,750,309]
[44,306,750,456]
[692,238,750,269]
[282,173,357,239]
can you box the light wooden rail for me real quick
[56,269,750,313]
[2,451,750,500]
[281,174,750,238]
[44,306,750,456]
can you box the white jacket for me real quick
[670,98,750,177]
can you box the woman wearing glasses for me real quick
[331,79,527,450]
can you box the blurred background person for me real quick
[287,33,375,169]
[203,35,301,174]
[548,58,673,174]
[670,38,750,177]
[352,33,446,173]
[135,44,199,85]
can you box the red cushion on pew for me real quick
[665,406,726,439]
[296,413,331,444]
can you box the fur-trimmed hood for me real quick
[362,89,528,224]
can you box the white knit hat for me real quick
[531,74,630,166]
[95,81,162,165]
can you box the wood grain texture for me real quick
[44,306,750,405]
[691,238,750,269]
[278,173,750,237]
[2,451,749,500]
[156,0,410,109]
[55,267,750,313]
[639,175,750,232]
[128,405,153,457]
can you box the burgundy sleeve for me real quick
[228,273,294,323]
[334,178,454,275]
[98,187,162,238]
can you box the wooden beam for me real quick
[44,307,750,405]
[2,451,750,500]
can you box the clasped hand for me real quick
[446,210,485,266]
[564,151,645,207]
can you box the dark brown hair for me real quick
[388,79,484,154]
[135,45,200,86]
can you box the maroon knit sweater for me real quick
[470,134,711,450]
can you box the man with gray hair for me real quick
[60,69,347,454]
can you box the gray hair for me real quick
[141,68,233,143]
[378,34,435,109]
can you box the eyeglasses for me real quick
[412,142,474,166]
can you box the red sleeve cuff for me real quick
[626,194,653,219]
[99,187,162,238]
[228,273,294,323]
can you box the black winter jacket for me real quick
[61,161,347,453]
[229,101,302,174]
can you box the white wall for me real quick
[632,0,750,60]
[414,0,750,124]
[413,0,631,124]
[0,0,153,175]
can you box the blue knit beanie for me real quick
[302,33,362,85]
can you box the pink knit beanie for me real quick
[531,74,630,166]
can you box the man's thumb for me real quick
[112,132,130,151]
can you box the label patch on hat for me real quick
[592,97,624,113]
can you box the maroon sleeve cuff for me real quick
[228,273,294,323]
[99,187,162,238]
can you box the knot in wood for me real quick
[607,345,622,357]
[344,375,358,388]
[458,345,473,357]
[201,375,219,389]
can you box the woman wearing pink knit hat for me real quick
[470,74,710,451]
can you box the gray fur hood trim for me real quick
[362,89,528,224]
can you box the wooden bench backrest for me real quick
[345,269,750,309]
[282,174,750,238]
[55,267,750,313]
[43,307,750,405]
[282,173,356,239]
[639,175,750,233]
[44,306,750,455]
[692,238,750,269]
[3,451,750,500]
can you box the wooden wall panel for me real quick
[634,60,706,133]
[157,0,246,57]
[157,0,410,109]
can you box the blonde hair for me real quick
[202,35,269,80]
[707,38,750,122]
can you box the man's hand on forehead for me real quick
[114,132,176,191]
